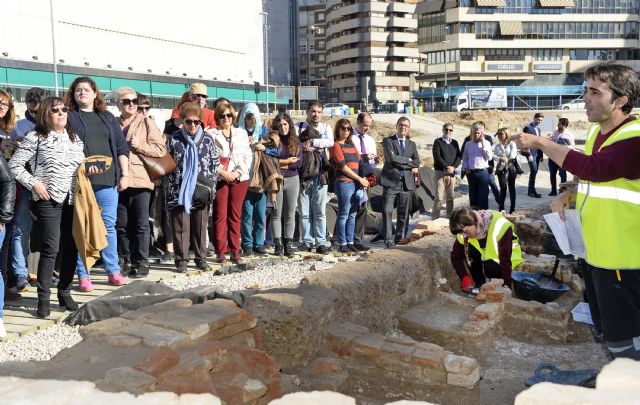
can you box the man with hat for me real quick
[189,83,216,129]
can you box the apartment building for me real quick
[326,0,420,108]
[416,0,640,97]
[298,0,329,96]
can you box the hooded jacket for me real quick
[0,155,16,224]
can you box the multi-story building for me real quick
[263,0,298,86]
[298,0,330,99]
[416,0,640,109]
[326,0,420,109]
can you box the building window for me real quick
[318,40,325,49]
[460,49,478,61]
[484,48,526,60]
[300,44,307,52]
[317,12,325,22]
[570,49,639,60]
[532,49,563,61]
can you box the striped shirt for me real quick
[330,141,360,182]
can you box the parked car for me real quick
[323,103,349,115]
[558,98,585,110]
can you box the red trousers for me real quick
[212,180,249,254]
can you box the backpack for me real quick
[301,149,322,181]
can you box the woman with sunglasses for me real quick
[270,112,302,257]
[211,104,252,264]
[65,77,130,292]
[449,207,524,293]
[10,97,85,317]
[330,118,370,253]
[166,102,219,273]
[114,87,166,278]
[136,94,153,120]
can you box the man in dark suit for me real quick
[379,117,420,248]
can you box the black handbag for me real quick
[192,174,215,209]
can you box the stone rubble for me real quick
[0,323,82,362]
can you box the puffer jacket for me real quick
[0,155,16,224]
[121,114,166,190]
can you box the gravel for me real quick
[0,253,356,363]
[0,323,82,362]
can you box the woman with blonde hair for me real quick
[211,104,252,264]
[0,90,16,155]
[114,87,166,278]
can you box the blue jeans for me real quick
[299,178,328,246]
[0,225,5,317]
[11,189,33,280]
[241,191,267,249]
[335,181,358,245]
[467,169,490,210]
[76,185,120,279]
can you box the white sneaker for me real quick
[0,318,6,339]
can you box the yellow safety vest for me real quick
[576,119,640,269]
[456,211,524,269]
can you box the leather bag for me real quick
[137,153,177,181]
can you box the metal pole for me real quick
[50,0,59,95]
[264,12,270,114]
[444,25,449,112]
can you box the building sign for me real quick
[486,64,524,71]
[533,63,563,71]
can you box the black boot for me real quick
[283,238,294,257]
[37,298,50,318]
[57,291,79,311]
[273,238,284,256]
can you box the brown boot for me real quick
[4,287,22,302]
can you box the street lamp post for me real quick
[50,0,59,95]
[260,12,270,113]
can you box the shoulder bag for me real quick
[138,152,177,181]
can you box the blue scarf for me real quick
[178,126,204,213]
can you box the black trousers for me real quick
[497,165,517,212]
[35,199,76,299]
[382,185,411,243]
[170,205,209,266]
[462,242,503,286]
[582,262,640,360]
[548,159,567,193]
[116,188,151,266]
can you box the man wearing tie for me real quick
[379,117,420,248]
[352,112,379,251]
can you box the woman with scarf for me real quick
[448,207,524,292]
[166,102,219,273]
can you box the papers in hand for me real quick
[543,210,586,258]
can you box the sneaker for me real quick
[120,261,132,277]
[316,245,329,254]
[195,260,209,270]
[78,278,94,292]
[385,241,396,249]
[347,244,359,253]
[176,262,188,273]
[353,242,370,252]
[298,243,313,252]
[107,274,128,286]
[161,251,174,263]
[370,234,384,243]
[339,245,350,253]
[253,246,267,255]
[0,319,6,339]
[130,264,149,278]
[15,275,29,292]
[242,246,254,257]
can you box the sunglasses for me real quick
[340,125,352,131]
[137,106,151,112]
[121,98,138,106]
[184,119,201,126]
[50,106,69,114]
[445,128,453,132]
[196,94,208,99]
[0,102,10,109]
[221,113,234,119]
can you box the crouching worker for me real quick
[449,207,523,292]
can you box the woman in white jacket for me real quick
[211,104,252,264]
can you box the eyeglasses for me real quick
[184,119,201,126]
[50,106,69,114]
[221,113,233,119]
[196,94,208,99]
[137,106,151,112]
[339,125,352,131]
[0,102,10,109]
[121,98,138,106]
[445,128,453,132]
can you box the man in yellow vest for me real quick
[513,62,640,360]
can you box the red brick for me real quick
[133,347,180,378]
[475,293,487,302]
[352,334,386,357]
[157,375,212,395]
[410,348,447,370]
[309,357,343,376]
[486,291,506,302]
[480,283,496,292]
